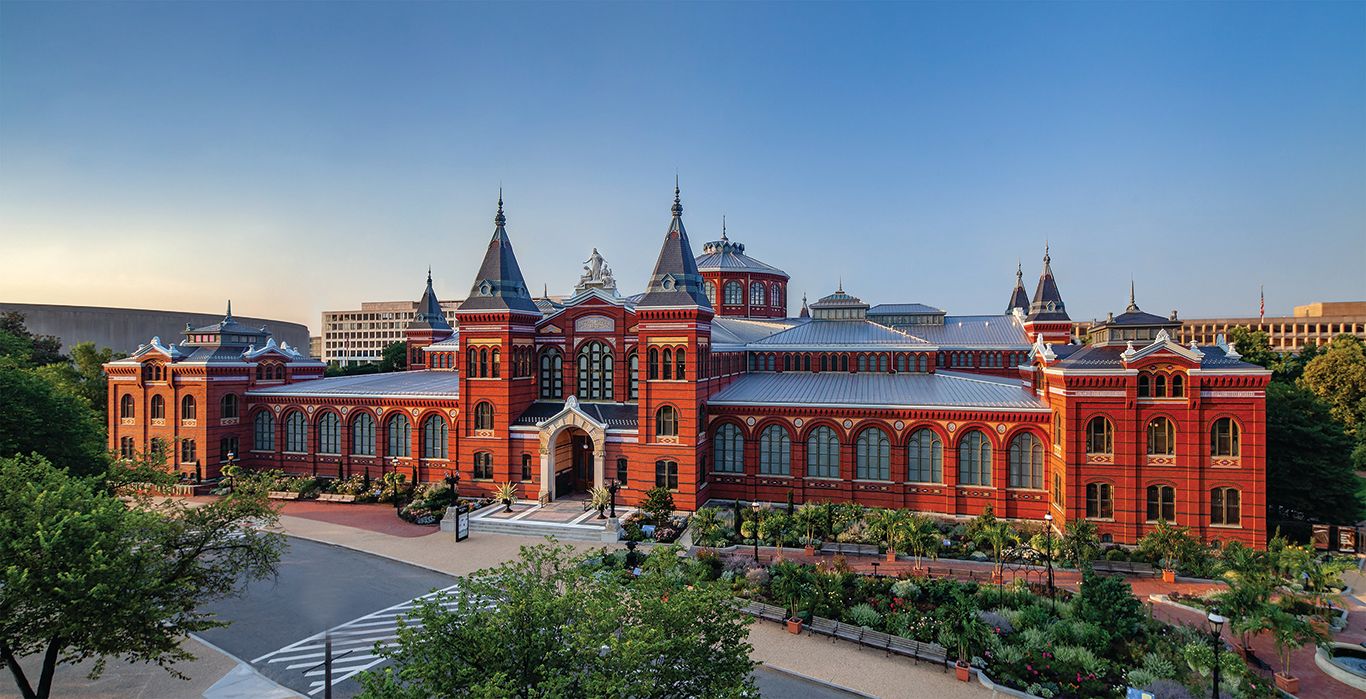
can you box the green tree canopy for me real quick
[359,543,755,698]
[1300,334,1366,438]
[0,361,108,477]
[380,340,408,372]
[0,454,283,699]
[1265,381,1363,522]
[0,312,65,368]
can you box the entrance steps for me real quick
[468,516,609,542]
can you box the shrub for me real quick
[1126,669,1157,690]
[640,487,675,525]
[1144,678,1195,699]
[890,579,920,599]
[1105,547,1129,561]
[1181,641,1214,677]
[979,610,1014,635]
[845,603,881,628]
[1073,570,1144,639]
[1141,651,1177,679]
[1015,603,1054,632]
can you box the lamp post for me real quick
[607,479,621,518]
[389,456,402,511]
[751,501,762,564]
[1044,513,1056,611]
[223,451,238,492]
[445,469,459,502]
[1208,610,1227,699]
[871,560,880,578]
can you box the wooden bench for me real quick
[1092,560,1156,576]
[819,542,880,556]
[809,616,839,639]
[755,602,788,624]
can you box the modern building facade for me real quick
[108,188,1269,547]
[1177,301,1366,351]
[320,300,461,365]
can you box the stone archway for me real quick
[535,396,607,502]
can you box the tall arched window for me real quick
[1086,483,1114,519]
[713,424,744,473]
[387,414,411,458]
[220,393,238,419]
[150,395,165,420]
[180,439,196,463]
[317,412,340,454]
[119,436,135,459]
[1146,484,1176,522]
[1008,433,1044,489]
[120,394,135,419]
[750,282,765,306]
[1211,487,1241,525]
[1153,374,1167,398]
[491,348,501,378]
[467,348,478,377]
[180,395,196,421]
[675,348,686,380]
[628,352,639,400]
[1171,374,1185,397]
[253,412,274,451]
[284,411,307,452]
[855,427,891,480]
[539,350,563,399]
[806,426,840,478]
[771,283,782,308]
[958,430,992,486]
[1147,417,1175,455]
[648,348,660,380]
[1138,374,1151,397]
[352,413,375,456]
[1085,416,1113,454]
[705,281,717,305]
[724,281,743,305]
[1210,418,1240,457]
[907,428,942,483]
[662,348,673,380]
[474,402,494,431]
[474,452,493,479]
[655,405,678,438]
[759,425,790,475]
[422,415,448,459]
[577,341,613,400]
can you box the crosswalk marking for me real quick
[252,584,460,696]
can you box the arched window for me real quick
[352,413,375,456]
[907,428,943,483]
[724,281,743,305]
[474,452,493,479]
[1085,416,1113,455]
[422,415,448,459]
[387,414,411,458]
[713,424,744,473]
[220,393,238,419]
[675,348,686,380]
[1147,417,1175,455]
[150,395,165,420]
[878,355,888,372]
[705,281,717,305]
[616,457,628,484]
[577,341,613,400]
[180,439,196,463]
[1210,418,1240,457]
[1086,483,1114,519]
[474,402,494,431]
[655,405,678,438]
[806,426,839,478]
[628,352,639,400]
[648,348,659,380]
[318,412,340,454]
[1171,374,1185,398]
[1138,374,1151,397]
[539,350,563,399]
[655,460,679,489]
[1153,374,1167,398]
[771,283,782,308]
[662,348,673,380]
[491,348,501,378]
[1008,433,1044,489]
[253,412,274,451]
[1146,484,1176,522]
[750,282,765,306]
[759,425,791,475]
[958,430,992,486]
[285,411,308,453]
[857,355,867,372]
[918,355,928,372]
[120,394,135,419]
[219,436,238,462]
[1211,487,1241,526]
[467,348,478,377]
[180,395,196,421]
[855,427,891,480]
[119,436,135,459]
[522,454,533,481]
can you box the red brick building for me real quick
[107,187,1268,546]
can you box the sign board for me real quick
[1126,688,1155,699]
[456,504,470,542]
[1311,524,1331,551]
[1338,527,1357,554]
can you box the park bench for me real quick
[819,542,879,556]
[754,602,788,623]
[1092,560,1156,576]
[809,616,839,639]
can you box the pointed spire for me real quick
[457,194,541,315]
[1007,260,1030,313]
[638,181,709,308]
[427,266,432,285]
[799,293,810,319]
[671,176,682,218]
[1126,279,1139,313]
[837,277,844,293]
[1026,243,1069,322]
[494,188,506,228]
[543,283,549,298]
[721,215,727,241]
[409,268,452,331]
[225,299,233,320]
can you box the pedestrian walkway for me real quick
[468,497,636,541]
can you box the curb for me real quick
[189,633,306,699]
[755,664,878,698]
[272,523,463,579]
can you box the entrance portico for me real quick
[535,396,607,502]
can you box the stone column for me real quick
[539,446,553,502]
[593,449,606,489]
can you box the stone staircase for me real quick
[469,513,614,542]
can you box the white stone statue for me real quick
[575,248,618,294]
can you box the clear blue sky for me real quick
[2,1,1363,334]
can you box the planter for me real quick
[990,571,1004,585]
[1274,672,1299,693]
[1161,568,1176,583]
[786,617,804,634]
[268,491,301,500]
[886,550,897,563]
[804,545,816,556]
[955,661,971,682]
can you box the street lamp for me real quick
[389,456,402,511]
[606,479,621,518]
[223,451,238,492]
[1208,610,1227,699]
[751,501,762,564]
[1044,513,1056,611]
[871,560,880,578]
[444,468,459,502]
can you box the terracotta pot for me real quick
[954,661,971,682]
[804,544,815,556]
[786,617,804,634]
[1274,672,1298,694]
[990,571,1004,585]
[1161,568,1176,583]
[886,550,897,563]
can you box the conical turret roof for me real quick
[636,182,711,309]
[1007,262,1030,313]
[457,194,541,315]
[408,268,453,331]
[1026,245,1070,321]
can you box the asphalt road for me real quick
[197,536,858,698]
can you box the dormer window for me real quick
[479,281,494,296]
[142,363,166,382]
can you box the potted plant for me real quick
[769,561,812,635]
[1138,519,1194,583]
[1269,605,1325,693]
[936,589,991,682]
[795,503,821,556]
[902,514,940,574]
[492,481,518,512]
[588,484,612,519]
[690,507,724,550]
[971,517,1019,584]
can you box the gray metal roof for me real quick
[711,317,807,345]
[457,197,542,315]
[694,236,788,277]
[513,401,639,429]
[1026,248,1070,322]
[709,371,1047,411]
[749,320,930,348]
[246,370,459,399]
[906,315,1029,348]
[868,303,944,316]
[1050,343,1266,371]
[636,186,712,309]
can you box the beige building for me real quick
[1177,301,1366,352]
[321,300,462,365]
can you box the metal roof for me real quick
[457,197,542,315]
[636,186,712,309]
[709,371,1047,411]
[513,401,639,429]
[694,238,789,276]
[246,370,459,399]
[868,303,944,316]
[711,317,807,345]
[906,315,1029,348]
[1050,343,1266,371]
[748,320,930,348]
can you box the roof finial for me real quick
[543,283,548,298]
[427,266,432,285]
[1126,278,1139,312]
[494,189,506,227]
[721,214,727,241]
[1044,241,1050,265]
[225,299,232,319]
[671,176,682,217]
[837,277,843,293]
[1016,259,1023,282]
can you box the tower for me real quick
[405,268,454,369]
[1021,245,1073,345]
[454,194,542,485]
[634,182,714,509]
[1006,261,1030,316]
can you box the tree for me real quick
[380,341,408,373]
[0,454,283,699]
[1073,570,1144,640]
[935,589,992,665]
[0,361,108,477]
[1137,519,1196,573]
[1058,518,1100,571]
[358,543,755,698]
[900,514,941,570]
[0,312,65,368]
[866,508,910,554]
[1225,326,1277,369]
[1265,382,1363,522]
[1300,335,1366,438]
[36,342,125,421]
[1267,607,1324,681]
[972,517,1020,579]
